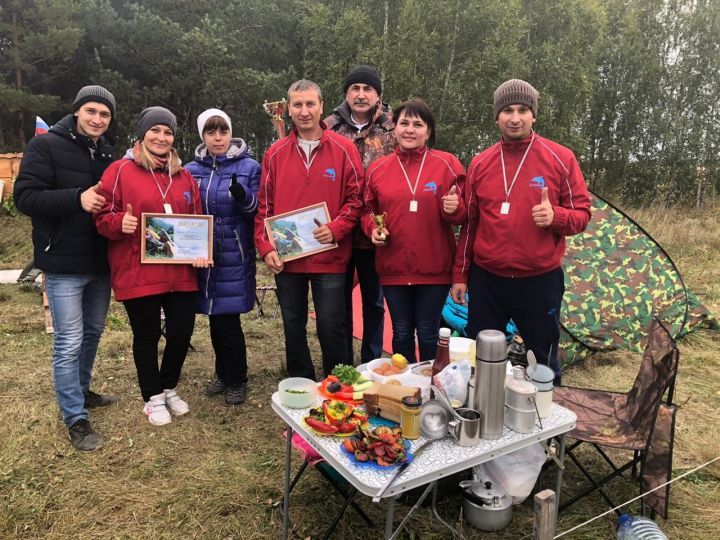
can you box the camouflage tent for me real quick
[559,192,718,366]
[442,192,717,366]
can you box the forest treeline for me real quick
[1,0,718,205]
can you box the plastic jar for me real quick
[401,396,422,440]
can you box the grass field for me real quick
[0,205,719,539]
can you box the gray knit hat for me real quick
[137,107,177,140]
[73,85,116,118]
[493,79,539,119]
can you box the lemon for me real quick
[391,353,408,370]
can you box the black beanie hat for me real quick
[137,107,177,140]
[493,79,539,119]
[73,85,116,118]
[343,65,382,95]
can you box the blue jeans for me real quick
[44,272,111,427]
[275,272,346,381]
[345,248,384,363]
[383,284,449,363]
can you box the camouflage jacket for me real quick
[324,101,395,170]
[325,101,395,248]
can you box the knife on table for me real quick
[372,438,435,503]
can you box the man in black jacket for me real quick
[14,85,117,451]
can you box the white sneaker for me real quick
[164,388,189,416]
[144,393,172,426]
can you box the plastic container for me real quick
[529,364,555,418]
[366,357,410,384]
[616,514,668,539]
[449,337,476,365]
[278,377,318,408]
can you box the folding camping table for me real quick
[271,393,577,539]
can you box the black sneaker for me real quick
[84,390,118,408]
[205,378,226,397]
[225,384,247,406]
[68,419,103,451]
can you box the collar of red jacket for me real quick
[395,145,428,163]
[500,131,535,151]
[289,121,331,144]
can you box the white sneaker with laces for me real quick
[144,393,172,426]
[164,388,189,416]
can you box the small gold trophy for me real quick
[263,99,287,140]
[373,212,389,241]
[263,98,287,120]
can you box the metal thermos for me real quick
[473,330,507,439]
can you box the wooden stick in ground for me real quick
[534,489,557,540]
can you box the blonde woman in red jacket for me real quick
[95,107,210,426]
[361,99,466,362]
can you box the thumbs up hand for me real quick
[80,181,105,214]
[122,203,138,234]
[531,187,554,228]
[228,173,247,203]
[442,184,460,214]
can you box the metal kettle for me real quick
[458,479,513,531]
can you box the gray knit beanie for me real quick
[137,107,177,140]
[73,85,116,118]
[343,65,382,95]
[493,79,539,119]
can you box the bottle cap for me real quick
[402,396,422,408]
[439,327,451,338]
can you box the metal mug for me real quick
[448,408,482,446]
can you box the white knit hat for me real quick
[196,108,232,139]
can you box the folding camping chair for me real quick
[280,431,375,539]
[554,318,679,516]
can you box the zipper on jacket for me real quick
[234,229,245,261]
[88,147,96,160]
[204,160,216,215]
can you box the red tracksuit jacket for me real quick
[94,157,203,301]
[254,126,364,273]
[454,132,591,281]
[361,146,466,285]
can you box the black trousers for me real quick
[124,292,196,401]
[275,272,346,381]
[209,314,248,385]
[467,265,564,376]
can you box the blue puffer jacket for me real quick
[185,138,261,315]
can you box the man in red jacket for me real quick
[451,79,591,383]
[255,79,364,380]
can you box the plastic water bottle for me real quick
[616,514,668,539]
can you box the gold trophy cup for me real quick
[263,99,287,120]
[373,212,389,242]
[263,99,287,139]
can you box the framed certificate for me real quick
[264,202,338,262]
[141,213,213,264]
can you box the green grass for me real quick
[0,205,719,539]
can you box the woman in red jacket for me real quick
[95,107,209,426]
[361,99,466,362]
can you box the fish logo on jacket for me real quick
[323,168,337,182]
[530,176,545,189]
[422,181,438,194]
